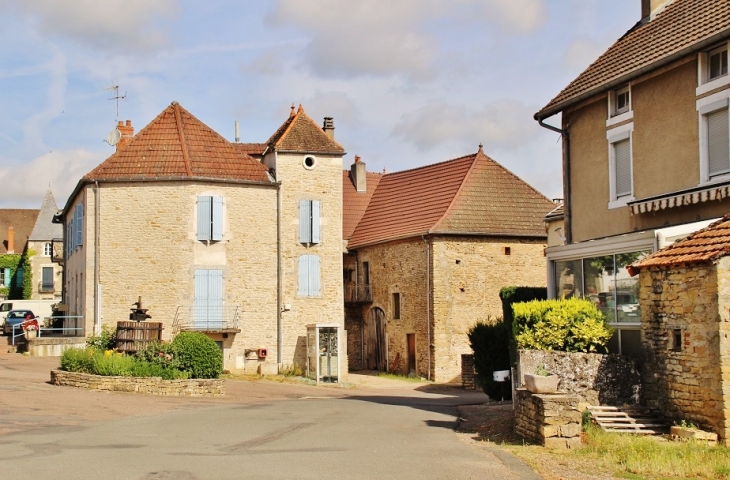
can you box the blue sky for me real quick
[0,0,639,209]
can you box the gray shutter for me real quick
[66,220,74,256]
[298,256,309,295]
[42,267,53,288]
[311,200,320,244]
[212,197,223,241]
[614,138,632,198]
[208,269,224,328]
[15,268,23,288]
[75,204,84,247]
[308,255,320,296]
[194,269,209,328]
[197,196,212,241]
[299,200,311,243]
[708,108,730,177]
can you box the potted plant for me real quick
[523,364,559,394]
[23,318,40,340]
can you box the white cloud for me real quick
[481,0,548,34]
[561,37,606,72]
[0,149,101,208]
[0,0,179,53]
[392,101,537,151]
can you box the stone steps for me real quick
[588,405,669,435]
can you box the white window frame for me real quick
[607,122,635,209]
[607,85,633,127]
[697,42,730,96]
[43,242,52,257]
[697,90,730,185]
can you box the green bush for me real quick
[468,318,511,401]
[86,324,117,351]
[500,286,547,365]
[93,352,136,376]
[513,297,613,353]
[170,332,223,379]
[60,347,95,373]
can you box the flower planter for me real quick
[25,330,37,340]
[524,373,559,394]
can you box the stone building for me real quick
[342,148,554,383]
[630,214,730,440]
[27,189,63,301]
[59,102,345,374]
[535,0,730,356]
[0,209,38,299]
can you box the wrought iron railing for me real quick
[172,305,241,334]
[344,282,372,303]
[38,280,55,293]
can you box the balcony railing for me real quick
[172,305,241,334]
[344,282,372,304]
[38,281,55,293]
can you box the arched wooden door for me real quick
[364,307,387,371]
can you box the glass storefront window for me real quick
[554,259,583,299]
[583,255,615,323]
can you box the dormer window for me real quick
[614,87,630,115]
[709,45,728,81]
[607,85,632,127]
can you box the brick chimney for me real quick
[116,120,134,151]
[351,155,367,193]
[323,117,335,139]
[7,225,14,254]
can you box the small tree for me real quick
[468,318,512,401]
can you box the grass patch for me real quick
[375,372,427,383]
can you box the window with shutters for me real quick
[193,268,224,329]
[607,123,634,209]
[197,196,224,242]
[74,204,84,248]
[15,268,23,288]
[66,218,74,258]
[0,268,9,287]
[698,43,730,96]
[298,254,321,297]
[298,199,321,244]
[699,97,730,184]
[41,267,54,290]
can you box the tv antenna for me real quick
[104,84,127,120]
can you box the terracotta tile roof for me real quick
[536,0,730,119]
[0,209,39,254]
[266,104,345,154]
[85,102,272,183]
[631,214,730,269]
[232,143,267,156]
[342,170,383,242]
[347,149,553,249]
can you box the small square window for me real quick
[393,292,401,320]
[709,46,728,81]
[503,247,511,255]
[613,86,630,116]
[672,329,683,351]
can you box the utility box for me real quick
[306,324,340,383]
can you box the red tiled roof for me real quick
[266,104,345,154]
[347,149,553,249]
[536,0,730,119]
[0,209,39,254]
[232,143,267,156]
[85,102,272,183]
[342,170,383,242]
[632,214,730,269]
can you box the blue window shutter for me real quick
[311,201,320,244]
[197,196,212,241]
[212,196,223,241]
[15,268,23,288]
[309,255,320,296]
[299,200,311,243]
[194,269,209,326]
[75,204,84,248]
[298,256,309,295]
[3,268,10,287]
[209,269,224,327]
[66,220,74,257]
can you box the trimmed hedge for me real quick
[500,287,547,365]
[468,319,512,401]
[170,332,223,379]
[512,297,613,353]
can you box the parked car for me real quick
[3,309,35,335]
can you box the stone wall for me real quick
[514,389,582,448]
[27,337,86,357]
[518,349,641,406]
[51,370,225,397]
[639,260,730,439]
[461,354,475,390]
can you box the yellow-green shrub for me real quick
[513,298,613,352]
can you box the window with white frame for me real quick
[299,199,321,244]
[698,95,730,183]
[43,242,52,256]
[197,196,223,242]
[607,123,634,208]
[698,42,730,95]
[298,254,321,296]
[612,86,631,117]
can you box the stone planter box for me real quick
[50,370,225,397]
[524,373,559,394]
[670,426,718,445]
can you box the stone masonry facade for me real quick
[639,258,730,440]
[51,370,224,397]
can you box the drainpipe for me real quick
[536,116,571,244]
[422,235,431,381]
[275,151,283,366]
[94,181,101,335]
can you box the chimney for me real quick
[7,226,14,254]
[350,155,367,193]
[116,120,134,151]
[323,117,335,139]
[642,0,669,20]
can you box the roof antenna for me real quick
[104,84,127,121]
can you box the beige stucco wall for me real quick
[27,240,61,301]
[350,235,547,383]
[639,260,730,440]
[566,57,730,243]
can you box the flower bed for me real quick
[50,370,224,397]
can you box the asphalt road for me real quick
[0,352,540,480]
